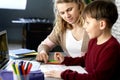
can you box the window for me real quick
[0,0,27,10]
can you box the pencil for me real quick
[12,62,17,74]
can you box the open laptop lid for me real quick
[0,30,9,69]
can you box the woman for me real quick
[36,0,89,63]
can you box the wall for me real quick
[0,0,119,43]
[112,0,120,43]
[0,0,54,42]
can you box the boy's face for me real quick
[83,16,102,39]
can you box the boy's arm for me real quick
[61,56,85,67]
[61,43,120,80]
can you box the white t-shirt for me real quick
[66,29,83,57]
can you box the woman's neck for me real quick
[71,25,84,41]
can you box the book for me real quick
[9,49,36,55]
[9,49,37,58]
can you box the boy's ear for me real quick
[99,20,106,30]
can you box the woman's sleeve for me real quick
[37,27,60,53]
[37,37,56,53]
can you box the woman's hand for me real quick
[54,52,64,63]
[45,70,62,78]
[36,50,48,63]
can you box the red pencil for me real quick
[26,63,32,74]
[21,64,25,75]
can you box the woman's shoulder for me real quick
[48,28,66,44]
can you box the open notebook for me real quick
[0,30,40,71]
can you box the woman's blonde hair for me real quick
[53,0,85,34]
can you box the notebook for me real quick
[0,30,40,71]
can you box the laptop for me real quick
[0,30,9,69]
[0,30,40,71]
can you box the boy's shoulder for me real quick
[107,36,120,48]
[89,36,119,47]
[110,36,119,44]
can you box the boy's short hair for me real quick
[82,0,118,29]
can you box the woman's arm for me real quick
[37,37,56,53]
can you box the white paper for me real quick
[40,64,87,74]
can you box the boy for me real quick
[45,0,120,80]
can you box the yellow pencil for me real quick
[15,63,21,80]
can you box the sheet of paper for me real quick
[4,60,41,71]
[40,64,87,74]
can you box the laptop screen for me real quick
[0,30,9,69]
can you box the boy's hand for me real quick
[45,70,62,78]
[54,52,64,63]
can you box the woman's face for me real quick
[56,2,80,25]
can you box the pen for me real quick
[21,63,25,76]
[26,63,32,74]
[18,63,24,80]
[47,60,60,64]
[19,61,24,74]
[18,62,23,75]
[19,61,26,80]
[15,62,21,80]
[23,61,26,68]
[15,63,20,75]
[20,61,24,66]
[25,62,30,75]
[48,60,57,62]
[12,62,17,74]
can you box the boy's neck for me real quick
[97,31,111,45]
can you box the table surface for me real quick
[9,52,64,80]
[4,52,87,80]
